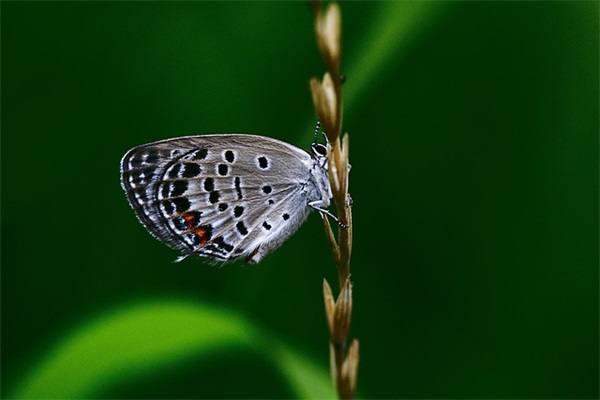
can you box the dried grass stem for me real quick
[309,2,357,398]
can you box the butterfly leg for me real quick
[308,200,348,228]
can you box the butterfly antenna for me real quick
[313,120,321,144]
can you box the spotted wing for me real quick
[120,134,318,263]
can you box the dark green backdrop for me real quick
[2,2,598,398]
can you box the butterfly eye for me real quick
[312,143,327,157]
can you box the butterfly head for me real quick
[311,142,329,169]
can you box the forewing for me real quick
[120,134,313,262]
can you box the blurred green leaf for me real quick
[305,2,442,131]
[345,2,442,111]
[13,299,334,399]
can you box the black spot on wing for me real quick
[204,178,214,192]
[173,198,191,213]
[234,177,243,200]
[168,164,182,179]
[236,221,248,236]
[214,236,234,252]
[209,191,220,204]
[258,156,268,169]
[194,148,208,160]
[163,201,175,215]
[182,163,201,178]
[171,180,188,197]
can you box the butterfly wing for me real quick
[120,134,323,263]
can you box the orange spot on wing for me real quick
[191,228,209,246]
[182,212,200,230]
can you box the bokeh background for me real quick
[2,2,598,398]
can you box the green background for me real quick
[2,2,598,398]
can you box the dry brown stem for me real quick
[309,2,357,398]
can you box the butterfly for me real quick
[120,130,332,264]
